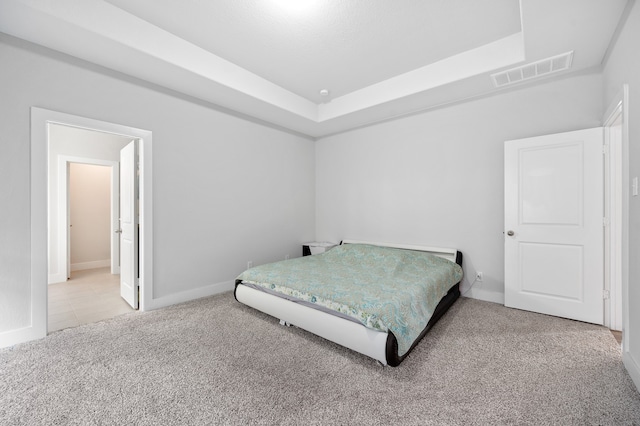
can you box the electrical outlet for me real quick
[285,254,290,260]
[476,272,483,282]
[247,261,253,269]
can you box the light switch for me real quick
[633,177,638,196]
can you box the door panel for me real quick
[519,243,583,300]
[520,144,582,225]
[120,140,138,309]
[505,128,603,324]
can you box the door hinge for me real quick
[603,217,610,227]
[603,144,610,155]
[603,289,610,300]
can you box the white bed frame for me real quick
[235,240,461,366]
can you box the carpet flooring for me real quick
[1,292,639,425]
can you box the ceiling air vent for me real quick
[491,51,574,88]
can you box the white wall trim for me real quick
[606,85,631,353]
[620,85,631,356]
[624,352,640,393]
[146,281,235,311]
[47,272,67,285]
[71,259,111,272]
[0,325,46,349]
[137,134,153,312]
[0,108,50,348]
[601,84,635,392]
[603,96,624,331]
[462,286,505,305]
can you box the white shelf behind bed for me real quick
[341,239,459,263]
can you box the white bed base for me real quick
[235,240,461,366]
[235,284,390,364]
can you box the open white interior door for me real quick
[119,140,138,309]
[504,128,603,324]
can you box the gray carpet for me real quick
[1,292,639,425]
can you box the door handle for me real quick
[507,230,515,236]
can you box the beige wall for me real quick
[69,163,111,269]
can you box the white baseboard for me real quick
[624,351,640,393]
[48,273,67,285]
[0,323,46,349]
[145,280,235,311]
[462,285,505,305]
[71,259,111,271]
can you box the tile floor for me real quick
[48,267,135,333]
[611,330,622,345]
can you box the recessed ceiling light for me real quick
[271,0,318,14]
[319,89,330,97]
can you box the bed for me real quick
[234,240,463,366]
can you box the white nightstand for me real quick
[302,241,337,256]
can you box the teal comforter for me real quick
[237,244,463,356]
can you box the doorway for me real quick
[47,159,135,332]
[48,125,142,328]
[25,107,153,344]
[69,163,113,275]
[503,85,629,345]
[53,153,123,284]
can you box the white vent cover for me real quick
[491,51,574,88]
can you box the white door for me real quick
[120,141,138,309]
[504,128,603,324]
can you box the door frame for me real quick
[602,85,630,347]
[30,107,153,340]
[59,157,120,280]
[603,99,623,331]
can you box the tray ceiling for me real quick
[0,0,629,138]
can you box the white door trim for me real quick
[602,84,640,393]
[54,156,120,283]
[603,86,632,359]
[8,107,154,348]
[603,102,623,331]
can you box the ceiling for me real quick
[0,0,629,138]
